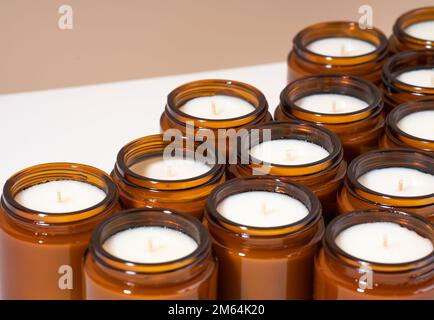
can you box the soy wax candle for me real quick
[160,79,272,156]
[389,7,434,53]
[227,121,346,221]
[275,75,384,161]
[314,209,434,300]
[382,50,434,112]
[0,163,120,299]
[83,208,217,299]
[112,134,225,220]
[205,176,324,300]
[380,99,434,152]
[288,21,388,84]
[337,149,434,222]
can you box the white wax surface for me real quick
[336,222,433,264]
[306,37,376,57]
[129,156,212,180]
[396,69,434,88]
[404,20,434,41]
[103,226,198,264]
[397,110,434,141]
[295,94,369,114]
[358,167,434,197]
[179,95,256,120]
[216,191,309,227]
[249,139,330,165]
[14,180,106,213]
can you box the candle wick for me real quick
[331,100,339,112]
[147,238,163,252]
[340,44,347,56]
[148,239,154,252]
[167,165,177,177]
[261,202,273,215]
[383,234,389,248]
[285,149,295,161]
[56,190,63,203]
[398,179,405,192]
[211,101,220,115]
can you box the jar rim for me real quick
[346,148,434,204]
[1,162,118,225]
[90,208,211,274]
[166,79,268,127]
[386,99,434,143]
[393,7,434,47]
[293,21,388,65]
[115,134,225,190]
[205,176,322,237]
[382,50,434,94]
[324,209,434,272]
[280,74,383,122]
[237,121,343,176]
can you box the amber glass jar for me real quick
[288,21,388,84]
[275,75,384,161]
[205,176,324,300]
[0,163,120,300]
[382,50,434,112]
[227,121,346,222]
[83,208,217,300]
[389,7,434,53]
[337,149,434,221]
[380,99,434,152]
[314,209,434,300]
[112,134,225,220]
[160,79,272,156]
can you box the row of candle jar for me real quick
[1,132,433,299]
[286,7,434,84]
[161,76,434,166]
[1,167,432,300]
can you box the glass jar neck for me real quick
[205,176,323,244]
[382,50,434,96]
[393,7,434,50]
[89,208,212,286]
[280,75,383,124]
[114,134,225,191]
[324,209,434,279]
[346,148,434,207]
[165,79,269,129]
[235,121,343,176]
[386,99,434,151]
[293,21,388,66]
[1,162,118,233]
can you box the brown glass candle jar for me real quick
[227,121,346,222]
[275,75,384,161]
[0,163,120,300]
[380,99,434,152]
[389,7,434,53]
[83,208,217,300]
[337,149,434,222]
[160,79,272,156]
[205,176,324,300]
[112,134,225,220]
[381,50,434,113]
[314,209,434,300]
[288,21,388,84]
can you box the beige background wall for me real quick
[1,0,433,94]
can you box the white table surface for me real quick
[0,62,286,186]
